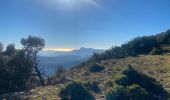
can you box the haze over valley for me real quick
[38,47,105,75]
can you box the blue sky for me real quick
[0,0,170,50]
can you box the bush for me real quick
[149,47,162,55]
[106,65,168,100]
[122,65,167,97]
[59,82,94,100]
[127,84,150,100]
[106,85,128,100]
[106,84,150,100]
[115,75,130,86]
[88,64,105,72]
[83,81,100,93]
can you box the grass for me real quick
[19,54,170,99]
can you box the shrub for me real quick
[115,75,130,86]
[127,84,150,100]
[106,85,128,100]
[106,65,168,100]
[83,81,100,93]
[149,47,162,55]
[59,82,94,100]
[122,65,167,97]
[88,64,105,72]
[106,84,150,100]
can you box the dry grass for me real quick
[19,54,170,100]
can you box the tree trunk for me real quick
[34,53,45,86]
[35,65,45,86]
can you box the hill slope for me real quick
[10,54,170,100]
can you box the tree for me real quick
[4,44,16,56]
[0,42,3,53]
[7,50,33,91]
[21,35,45,86]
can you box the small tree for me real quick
[21,35,45,86]
[5,44,16,56]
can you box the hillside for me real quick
[1,31,170,100]
[7,54,170,100]
[38,47,105,76]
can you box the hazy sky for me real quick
[0,0,170,50]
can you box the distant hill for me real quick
[38,47,105,76]
[39,47,105,57]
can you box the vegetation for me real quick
[90,30,170,61]
[106,65,168,100]
[83,81,100,93]
[149,47,163,55]
[88,64,105,72]
[0,35,45,95]
[1,30,170,99]
[21,35,45,86]
[106,84,150,100]
[59,82,94,100]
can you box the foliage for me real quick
[0,35,46,94]
[90,30,170,61]
[0,50,33,94]
[115,75,130,86]
[106,84,150,100]
[122,65,167,97]
[149,47,163,55]
[21,35,45,53]
[0,42,3,53]
[83,81,100,93]
[4,44,16,56]
[21,35,45,86]
[59,82,94,100]
[106,85,128,100]
[88,64,105,72]
[106,65,168,100]
[126,84,150,100]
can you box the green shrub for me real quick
[88,64,105,72]
[122,65,167,98]
[106,85,128,100]
[59,82,94,100]
[127,84,150,100]
[115,75,130,86]
[106,65,168,100]
[83,81,100,93]
[106,84,150,100]
[149,47,162,55]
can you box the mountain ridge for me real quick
[39,47,105,57]
[38,47,105,76]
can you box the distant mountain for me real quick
[39,47,105,57]
[38,47,105,76]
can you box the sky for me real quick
[0,0,170,51]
